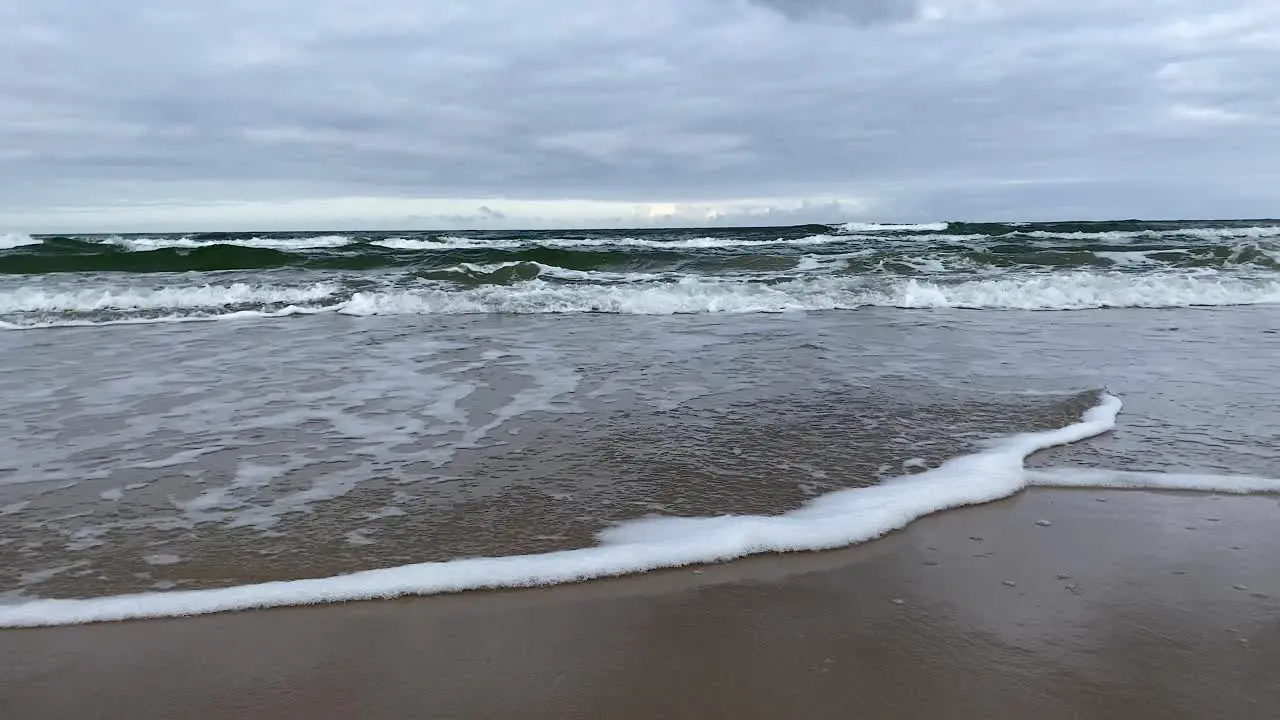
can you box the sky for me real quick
[2,0,1278,232]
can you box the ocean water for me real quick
[1,220,1279,626]
[5,220,1280,326]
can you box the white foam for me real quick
[0,232,40,250]
[374,234,844,251]
[0,393,1087,625]
[840,222,950,233]
[341,273,1280,316]
[6,271,1280,330]
[889,256,957,273]
[610,235,841,249]
[437,261,666,284]
[104,235,354,251]
[891,273,1280,310]
[371,236,503,250]
[337,278,832,316]
[1024,226,1280,241]
[0,282,339,314]
[1175,226,1280,240]
[1094,250,1166,266]
[795,255,828,272]
[1,392,1277,628]
[0,305,327,330]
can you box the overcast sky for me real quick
[2,0,1278,232]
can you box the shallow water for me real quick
[2,305,1277,603]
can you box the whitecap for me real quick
[104,235,354,251]
[0,282,339,314]
[839,222,950,233]
[0,232,40,250]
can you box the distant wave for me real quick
[1023,226,1280,241]
[102,234,355,251]
[373,234,844,251]
[4,231,1278,275]
[839,222,951,233]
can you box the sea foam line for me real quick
[4,272,1280,330]
[7,392,1276,629]
[103,235,354,251]
[840,222,950,233]
[373,234,845,251]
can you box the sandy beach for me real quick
[7,0,1280,716]
[3,487,1276,719]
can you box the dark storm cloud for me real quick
[1,0,1279,229]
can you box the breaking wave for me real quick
[4,219,1280,327]
[0,232,40,250]
[3,271,1278,328]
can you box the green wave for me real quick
[3,222,1279,277]
[0,244,303,274]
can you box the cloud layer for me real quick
[2,0,1278,230]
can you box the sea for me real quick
[2,220,1279,626]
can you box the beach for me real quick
[2,223,1279,715]
[6,0,1280,708]
[3,488,1277,719]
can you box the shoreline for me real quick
[3,488,1277,719]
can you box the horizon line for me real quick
[15,216,1280,237]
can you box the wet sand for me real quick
[3,488,1277,719]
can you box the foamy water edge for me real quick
[3,392,1276,628]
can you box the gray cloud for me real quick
[1,0,1279,230]
[749,0,920,25]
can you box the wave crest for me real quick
[0,232,40,250]
[4,271,1276,328]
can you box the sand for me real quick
[2,488,1277,719]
